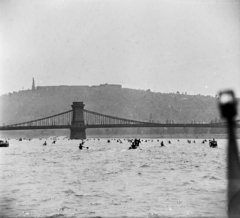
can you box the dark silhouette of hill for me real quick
[0,84,224,126]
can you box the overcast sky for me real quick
[0,0,239,96]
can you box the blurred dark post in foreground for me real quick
[218,90,240,217]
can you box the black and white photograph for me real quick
[0,0,240,217]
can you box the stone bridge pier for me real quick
[70,102,86,139]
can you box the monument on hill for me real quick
[32,78,36,91]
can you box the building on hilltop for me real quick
[35,84,122,91]
[36,85,90,91]
[99,83,122,89]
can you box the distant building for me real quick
[32,78,36,91]
[36,85,90,91]
[99,83,122,89]
[35,84,122,91]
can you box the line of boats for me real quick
[0,138,218,148]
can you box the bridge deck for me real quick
[0,123,228,131]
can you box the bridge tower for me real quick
[70,102,86,139]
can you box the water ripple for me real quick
[0,138,229,217]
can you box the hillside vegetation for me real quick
[0,85,227,126]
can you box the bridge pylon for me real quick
[70,102,86,139]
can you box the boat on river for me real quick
[0,140,9,147]
[209,139,217,148]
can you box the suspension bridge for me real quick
[0,102,231,139]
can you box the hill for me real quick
[0,84,224,126]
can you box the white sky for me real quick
[0,0,239,96]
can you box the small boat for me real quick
[0,140,9,147]
[209,140,217,148]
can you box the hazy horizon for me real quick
[1,0,239,97]
[0,81,223,97]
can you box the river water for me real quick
[0,138,231,217]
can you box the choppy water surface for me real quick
[0,138,230,217]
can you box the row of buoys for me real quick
[17,137,63,142]
[108,138,172,143]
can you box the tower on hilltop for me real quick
[32,78,36,91]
